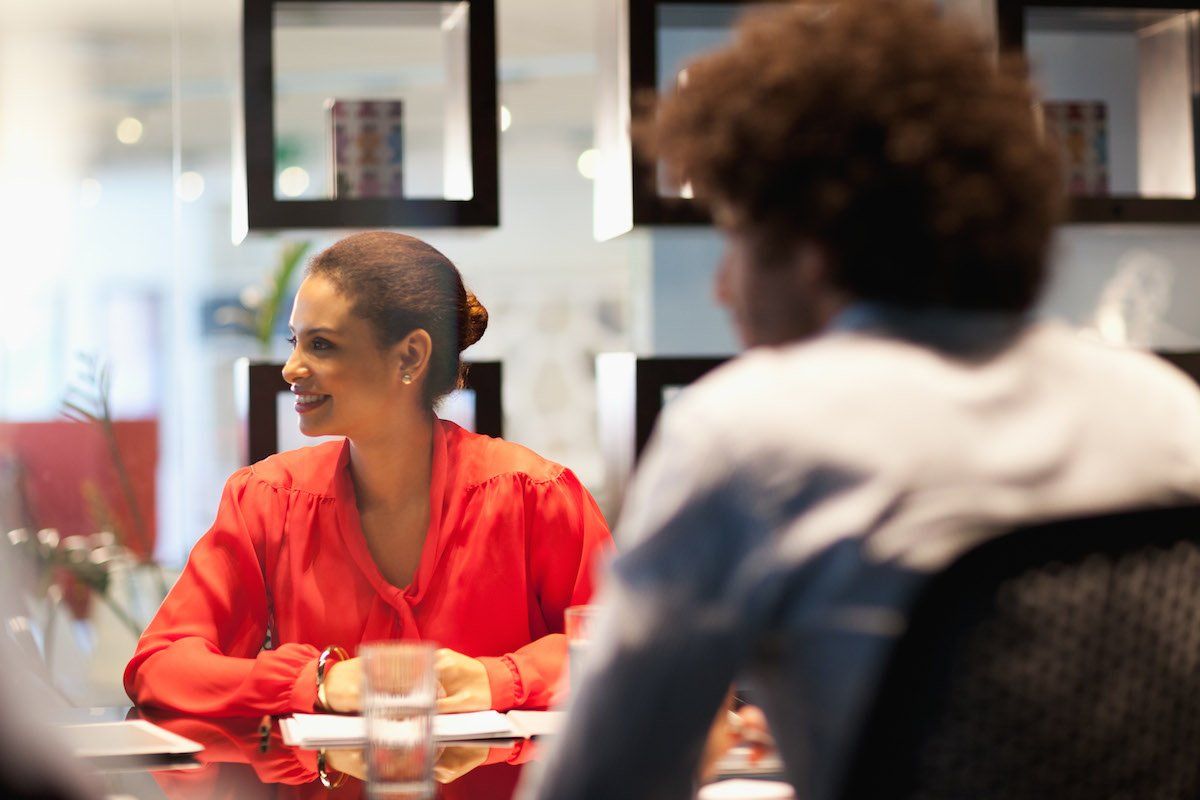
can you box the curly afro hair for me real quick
[643,0,1063,312]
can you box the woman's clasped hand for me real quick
[321,648,492,714]
[432,648,493,713]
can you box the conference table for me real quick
[72,708,784,800]
[79,709,529,800]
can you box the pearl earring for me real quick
[401,372,413,385]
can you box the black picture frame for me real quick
[996,0,1200,223]
[625,0,788,227]
[242,0,499,230]
[631,356,727,456]
[596,354,729,517]
[240,359,503,464]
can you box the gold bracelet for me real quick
[317,748,347,789]
[316,644,349,712]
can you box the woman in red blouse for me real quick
[124,231,613,717]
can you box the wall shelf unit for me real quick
[240,0,498,232]
[998,0,1200,223]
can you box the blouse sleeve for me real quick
[475,465,614,710]
[477,469,614,710]
[123,469,322,717]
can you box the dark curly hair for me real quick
[643,0,1063,311]
[306,231,488,405]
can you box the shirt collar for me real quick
[827,301,1032,356]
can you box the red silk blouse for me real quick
[124,420,613,717]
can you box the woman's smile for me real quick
[293,391,330,414]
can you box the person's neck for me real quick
[812,291,850,335]
[757,288,851,347]
[347,412,435,513]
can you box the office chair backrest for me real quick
[840,504,1200,800]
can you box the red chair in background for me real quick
[0,419,157,558]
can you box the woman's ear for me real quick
[394,329,433,386]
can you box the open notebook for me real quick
[280,710,563,748]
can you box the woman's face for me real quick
[282,275,404,440]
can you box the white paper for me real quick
[59,720,204,758]
[433,710,513,740]
[281,710,521,748]
[506,710,564,738]
[698,779,795,800]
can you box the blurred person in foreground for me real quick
[525,0,1200,798]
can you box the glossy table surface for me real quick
[69,708,783,800]
[74,710,532,800]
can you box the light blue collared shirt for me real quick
[527,305,1200,800]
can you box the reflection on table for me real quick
[74,708,784,800]
[99,712,533,800]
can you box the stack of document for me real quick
[280,710,563,748]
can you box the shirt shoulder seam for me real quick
[245,465,338,501]
[461,463,568,493]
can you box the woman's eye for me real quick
[312,337,332,351]
[286,335,297,348]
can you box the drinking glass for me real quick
[362,642,437,800]
[564,605,600,693]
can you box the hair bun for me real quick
[462,290,489,349]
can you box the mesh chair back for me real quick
[840,504,1200,800]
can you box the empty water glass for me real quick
[565,605,600,694]
[362,642,438,800]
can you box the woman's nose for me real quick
[281,349,307,384]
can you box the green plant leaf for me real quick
[256,240,311,354]
[60,400,98,423]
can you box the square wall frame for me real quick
[241,0,498,231]
[595,0,784,238]
[998,0,1200,223]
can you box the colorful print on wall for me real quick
[1042,100,1109,197]
[328,99,404,199]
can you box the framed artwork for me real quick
[1043,100,1109,197]
[329,99,405,199]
